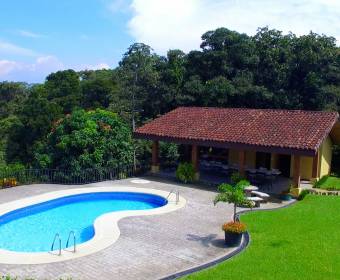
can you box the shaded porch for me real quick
[154,165,292,194]
[149,140,322,195]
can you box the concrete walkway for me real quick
[0,177,291,280]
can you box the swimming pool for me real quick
[0,192,167,253]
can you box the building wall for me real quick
[288,136,333,180]
[227,136,333,180]
[228,149,239,165]
[319,136,333,178]
[289,155,313,180]
[270,153,278,169]
[228,149,256,168]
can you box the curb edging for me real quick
[160,200,297,280]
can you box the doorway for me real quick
[256,152,271,169]
[277,154,291,177]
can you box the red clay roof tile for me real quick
[134,107,339,155]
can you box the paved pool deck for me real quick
[0,177,293,280]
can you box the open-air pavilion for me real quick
[134,107,340,194]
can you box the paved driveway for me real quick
[0,177,289,280]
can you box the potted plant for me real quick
[280,185,293,201]
[222,221,247,246]
[214,180,248,246]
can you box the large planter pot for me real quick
[224,231,243,247]
[280,194,292,201]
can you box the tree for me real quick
[35,109,133,171]
[6,85,62,165]
[45,70,82,113]
[117,43,162,123]
[82,78,117,109]
[214,180,249,221]
[0,82,28,118]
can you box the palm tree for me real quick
[214,180,248,221]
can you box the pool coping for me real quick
[0,186,186,264]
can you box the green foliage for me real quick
[237,199,255,208]
[314,175,340,190]
[160,142,179,167]
[45,70,82,113]
[230,172,245,185]
[1,27,340,172]
[6,85,62,165]
[185,195,340,280]
[82,76,117,109]
[297,189,309,201]
[176,162,195,183]
[35,109,133,171]
[214,180,247,221]
[0,162,25,173]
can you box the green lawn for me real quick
[184,195,340,280]
[314,176,340,190]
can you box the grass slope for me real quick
[184,196,340,280]
[315,176,340,190]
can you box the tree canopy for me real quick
[34,109,133,171]
[0,27,339,169]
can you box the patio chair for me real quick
[256,173,266,189]
[251,190,270,202]
[263,173,275,192]
[247,172,258,185]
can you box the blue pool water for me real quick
[0,192,167,252]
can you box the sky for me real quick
[0,0,340,83]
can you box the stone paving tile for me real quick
[0,177,292,279]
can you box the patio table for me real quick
[246,168,257,173]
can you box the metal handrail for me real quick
[50,233,62,256]
[166,189,180,205]
[65,231,76,253]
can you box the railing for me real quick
[0,165,139,187]
[65,231,76,253]
[166,189,180,205]
[50,233,62,256]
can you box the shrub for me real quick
[313,175,328,188]
[160,142,179,167]
[118,172,127,179]
[230,172,245,184]
[297,189,309,201]
[237,199,254,208]
[215,181,247,221]
[237,179,250,188]
[176,162,195,183]
[222,221,247,234]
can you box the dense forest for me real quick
[0,27,339,173]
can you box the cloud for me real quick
[0,40,39,57]
[74,63,111,71]
[17,30,44,38]
[127,0,340,54]
[108,0,130,13]
[0,57,111,83]
[0,56,64,83]
[0,60,20,76]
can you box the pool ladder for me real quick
[65,230,76,253]
[50,233,61,256]
[50,231,76,256]
[166,189,180,204]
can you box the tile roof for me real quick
[135,107,339,155]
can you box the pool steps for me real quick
[50,233,61,256]
[50,231,76,256]
[166,190,180,205]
